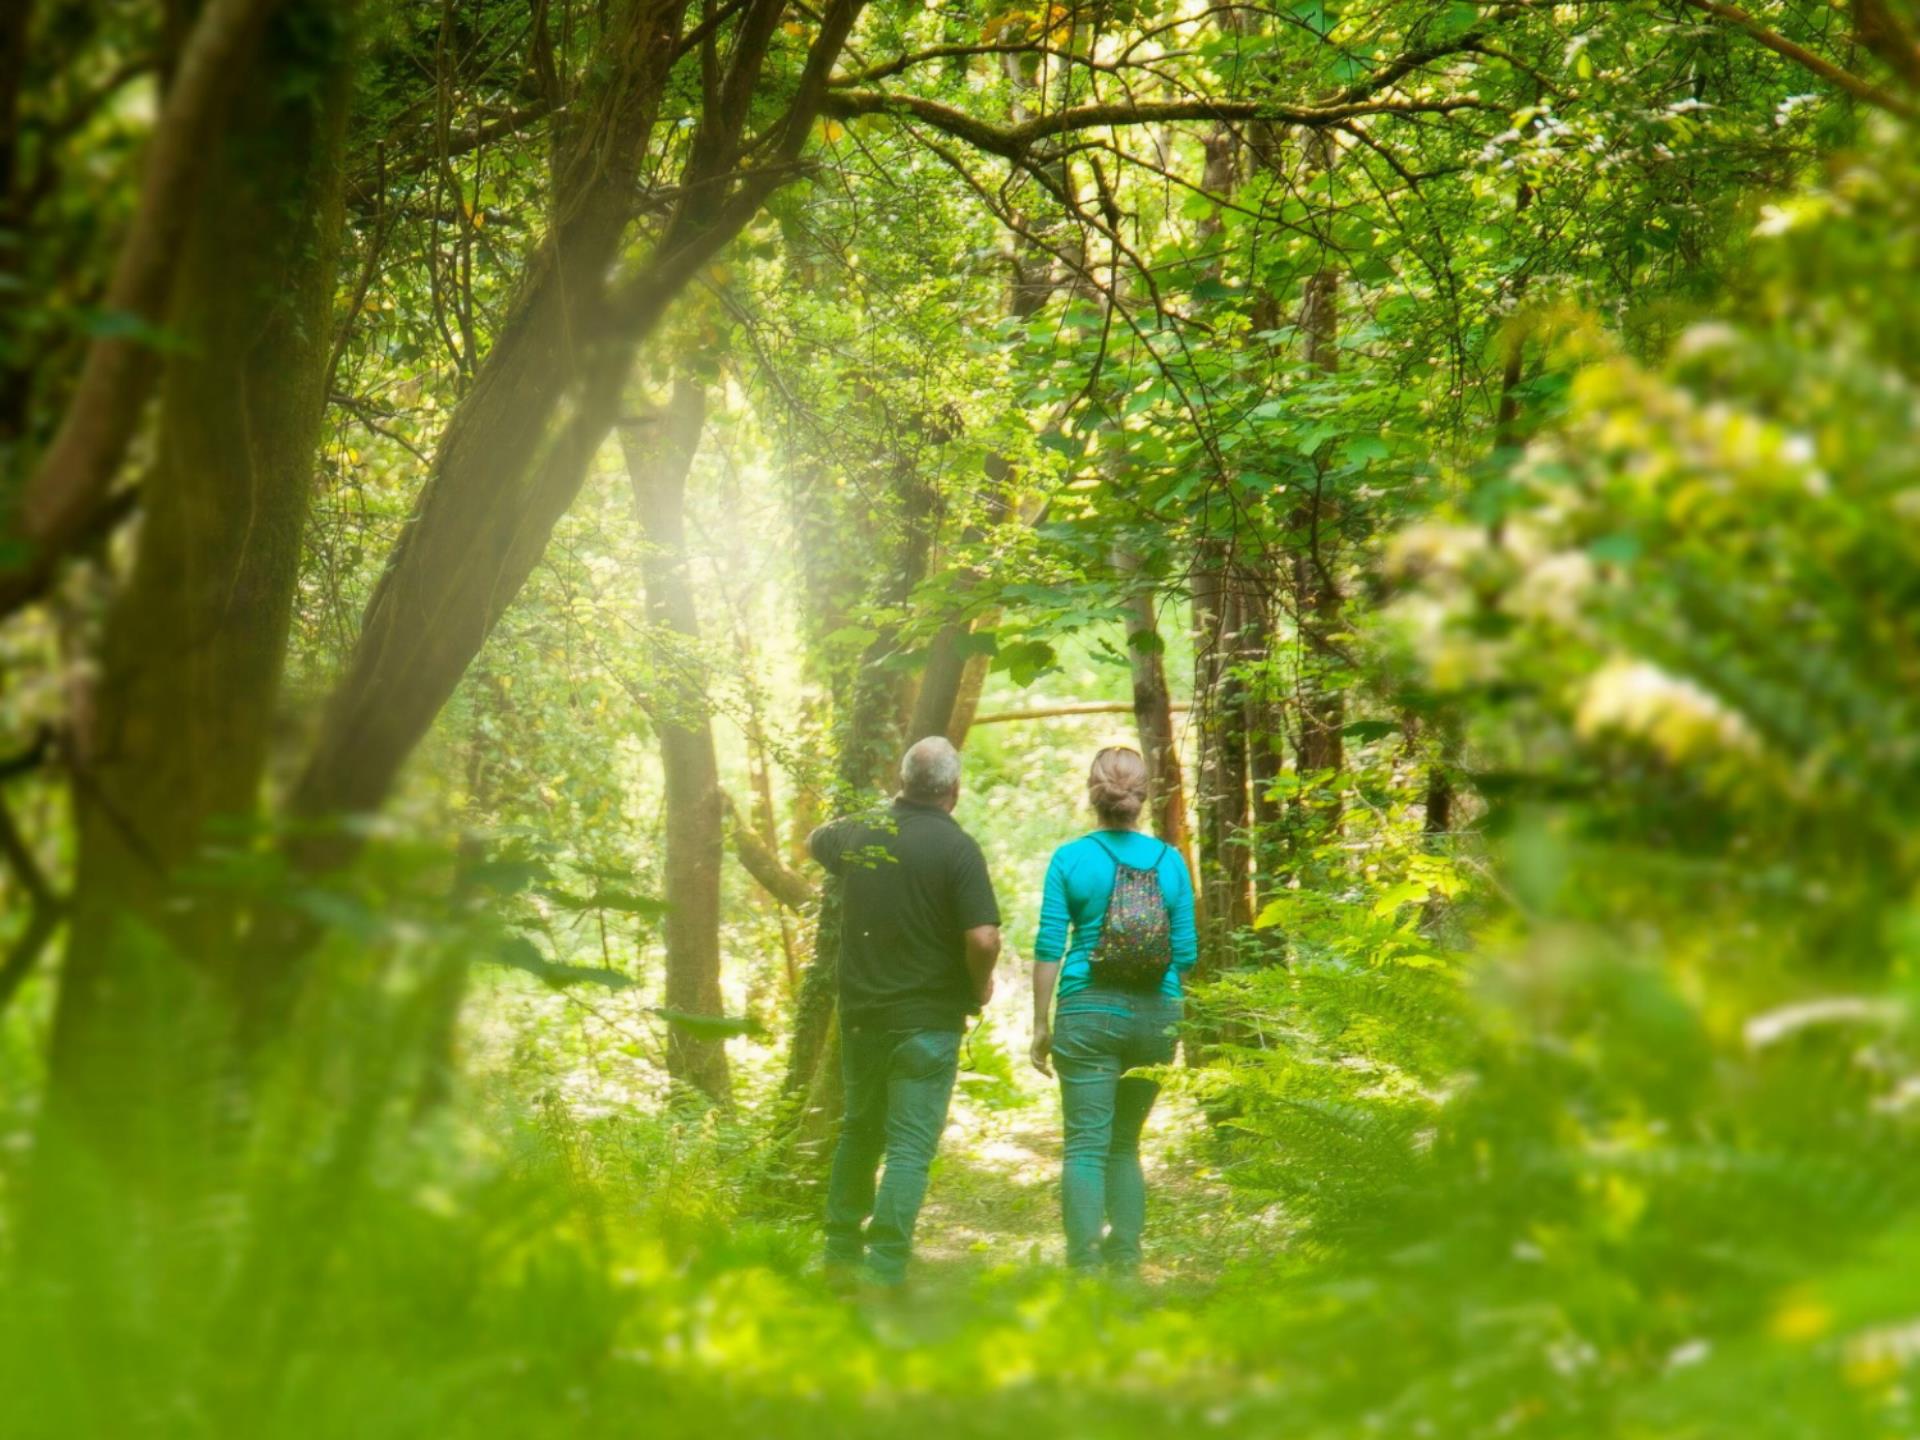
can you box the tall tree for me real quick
[38,0,356,1236]
[1190,540,1255,985]
[1285,129,1346,840]
[620,380,731,1104]
[1116,550,1193,867]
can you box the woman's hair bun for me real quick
[1087,745,1150,824]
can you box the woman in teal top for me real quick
[1030,746,1198,1273]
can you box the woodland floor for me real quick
[895,1078,1261,1302]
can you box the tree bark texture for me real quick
[1191,543,1254,985]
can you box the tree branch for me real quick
[1853,0,1920,91]
[1,0,278,620]
[820,89,1494,160]
[724,794,816,910]
[1677,0,1919,117]
[971,701,1192,725]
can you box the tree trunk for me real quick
[1115,552,1193,869]
[1242,586,1286,904]
[0,0,282,619]
[907,601,1002,747]
[1191,543,1253,986]
[1287,132,1345,837]
[945,648,994,749]
[287,0,687,839]
[907,620,975,745]
[250,0,864,1033]
[37,0,354,1256]
[620,381,731,1104]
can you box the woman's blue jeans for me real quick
[1051,988,1182,1272]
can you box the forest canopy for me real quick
[4,0,1920,1435]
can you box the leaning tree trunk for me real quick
[251,0,865,1032]
[285,0,687,841]
[620,382,731,1105]
[906,619,976,745]
[36,0,354,1266]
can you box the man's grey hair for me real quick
[900,735,962,801]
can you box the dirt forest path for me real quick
[910,1080,1256,1292]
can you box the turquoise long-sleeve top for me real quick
[1033,829,1198,999]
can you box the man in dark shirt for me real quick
[809,735,1001,1289]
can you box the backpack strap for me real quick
[1087,833,1172,873]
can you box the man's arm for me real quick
[964,924,1001,1007]
[806,819,846,875]
[951,833,1001,1008]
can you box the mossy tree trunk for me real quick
[782,463,938,1103]
[38,0,355,1254]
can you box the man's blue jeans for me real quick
[824,1023,961,1286]
[1052,989,1182,1272]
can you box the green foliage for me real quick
[9,1,1920,1436]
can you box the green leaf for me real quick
[1369,881,1429,917]
[1253,898,1290,931]
[466,857,550,894]
[487,936,635,990]
[1342,719,1399,744]
[1345,435,1390,465]
[653,1008,763,1040]
[993,639,1058,687]
[541,887,671,917]
[1586,533,1642,564]
[1296,422,1340,455]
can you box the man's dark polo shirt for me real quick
[809,798,1001,1033]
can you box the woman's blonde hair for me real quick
[1087,745,1150,827]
